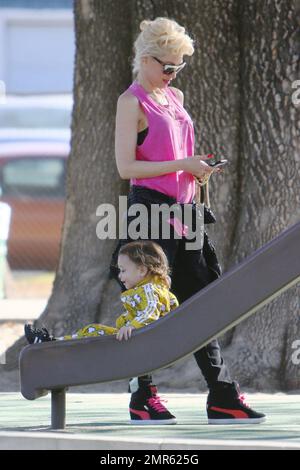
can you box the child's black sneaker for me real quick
[129,385,176,425]
[24,324,56,344]
[207,381,266,424]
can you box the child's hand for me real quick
[116,326,135,341]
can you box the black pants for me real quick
[110,185,232,390]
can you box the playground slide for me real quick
[19,221,300,428]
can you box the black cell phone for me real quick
[208,159,228,168]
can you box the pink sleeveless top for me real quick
[128,81,195,203]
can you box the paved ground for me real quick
[0,290,299,450]
[0,298,47,322]
[0,298,47,364]
[0,392,299,449]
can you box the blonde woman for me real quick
[112,17,266,425]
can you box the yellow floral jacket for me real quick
[116,275,179,329]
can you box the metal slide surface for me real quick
[20,222,300,400]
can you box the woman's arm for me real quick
[115,93,189,179]
[115,92,213,180]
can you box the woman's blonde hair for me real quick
[119,240,171,288]
[132,17,195,77]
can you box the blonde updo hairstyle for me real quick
[132,17,195,78]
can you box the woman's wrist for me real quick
[177,158,188,172]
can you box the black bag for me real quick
[204,205,217,224]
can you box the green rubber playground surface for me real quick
[0,392,299,449]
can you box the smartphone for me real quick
[208,159,228,168]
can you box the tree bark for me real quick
[5,0,300,392]
[221,0,300,391]
[5,0,132,369]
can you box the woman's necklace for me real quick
[150,89,168,105]
[135,82,177,120]
[150,90,177,120]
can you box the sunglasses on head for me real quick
[152,56,186,75]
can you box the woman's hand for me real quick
[184,155,223,184]
[116,326,135,341]
[183,155,214,180]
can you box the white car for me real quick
[0,94,72,269]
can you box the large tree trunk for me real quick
[221,0,300,391]
[4,0,300,393]
[5,0,132,369]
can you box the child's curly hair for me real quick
[118,241,171,288]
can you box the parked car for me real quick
[0,94,72,270]
[0,141,70,270]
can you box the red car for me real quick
[0,141,69,270]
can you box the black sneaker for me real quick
[24,324,56,344]
[207,381,266,424]
[129,385,177,425]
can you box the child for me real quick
[24,241,179,424]
[25,240,179,344]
